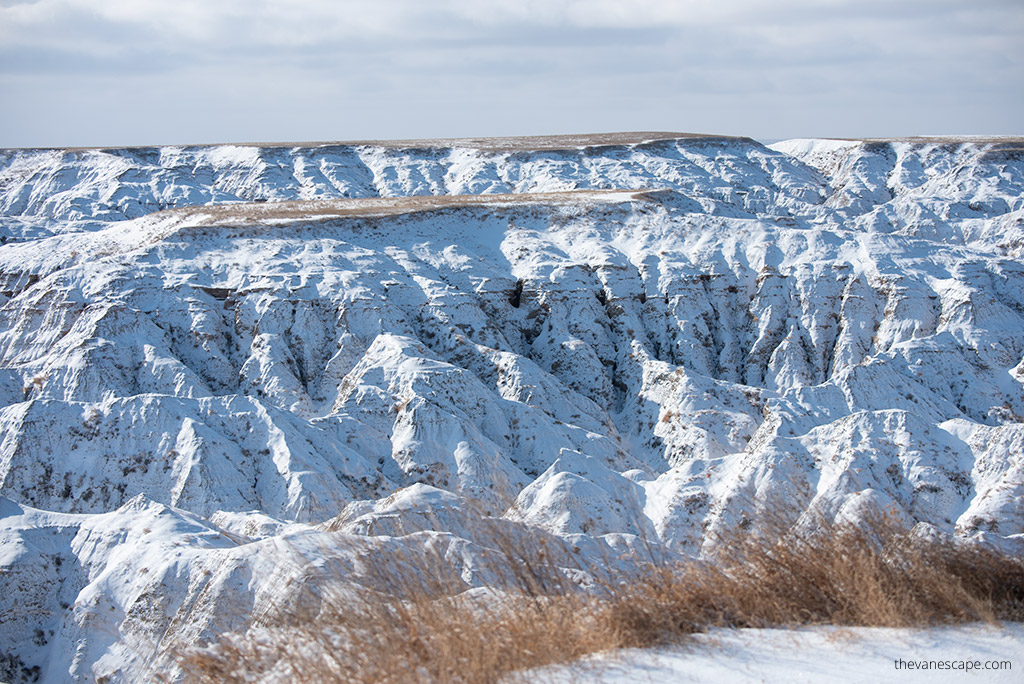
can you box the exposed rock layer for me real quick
[0,134,1021,681]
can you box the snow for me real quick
[769,137,862,157]
[0,134,1021,681]
[528,624,1024,684]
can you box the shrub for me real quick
[175,513,1024,683]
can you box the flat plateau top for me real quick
[258,131,739,151]
[810,135,1024,145]
[21,132,743,153]
[6,132,1022,154]
[167,189,649,225]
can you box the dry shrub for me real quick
[180,590,606,684]
[176,513,1024,683]
[604,513,1024,650]
[178,528,612,684]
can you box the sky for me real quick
[1,0,1022,147]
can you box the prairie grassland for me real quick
[177,514,1024,684]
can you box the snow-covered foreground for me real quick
[530,624,1024,684]
[0,132,1022,681]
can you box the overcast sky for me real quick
[1,0,1021,147]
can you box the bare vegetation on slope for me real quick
[41,131,735,154]
[164,189,645,226]
[176,515,1024,684]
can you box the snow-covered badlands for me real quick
[0,132,1022,681]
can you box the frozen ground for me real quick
[529,624,1024,684]
[0,133,1021,681]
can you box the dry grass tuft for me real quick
[176,513,1024,683]
[604,513,1024,650]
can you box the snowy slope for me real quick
[0,133,1022,681]
[528,623,1024,684]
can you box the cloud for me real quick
[1,0,1021,145]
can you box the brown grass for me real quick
[165,189,645,227]
[175,513,1024,683]
[606,514,1024,646]
[42,131,741,154]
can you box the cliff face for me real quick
[1,134,1022,681]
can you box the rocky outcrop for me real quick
[0,134,1021,681]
